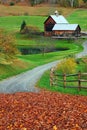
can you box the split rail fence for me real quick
[50,68,87,91]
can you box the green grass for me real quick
[0,16,46,32]
[37,57,87,96]
[37,71,87,96]
[0,38,83,80]
[0,9,86,33]
[67,9,87,31]
[0,59,34,80]
[18,39,83,65]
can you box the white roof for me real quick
[50,15,69,24]
[52,24,79,31]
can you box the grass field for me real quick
[67,9,87,31]
[0,16,46,32]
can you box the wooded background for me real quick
[0,0,87,7]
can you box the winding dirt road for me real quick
[0,41,87,93]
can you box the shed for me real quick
[52,24,81,36]
[44,11,81,37]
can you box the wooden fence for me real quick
[50,68,87,91]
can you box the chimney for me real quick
[54,10,59,17]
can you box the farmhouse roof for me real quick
[50,15,69,24]
[52,24,79,31]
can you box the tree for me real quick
[68,0,74,7]
[20,20,26,32]
[0,29,18,62]
[83,0,87,2]
[68,0,79,7]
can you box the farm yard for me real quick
[0,4,87,130]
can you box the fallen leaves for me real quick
[0,91,87,130]
[53,125,57,130]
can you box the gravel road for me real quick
[0,40,87,93]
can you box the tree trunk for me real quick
[70,0,74,7]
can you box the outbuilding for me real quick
[44,11,81,37]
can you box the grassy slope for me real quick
[0,9,87,32]
[37,71,87,96]
[0,5,75,16]
[67,9,87,31]
[0,16,46,32]
[18,39,83,65]
[0,59,32,80]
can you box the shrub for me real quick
[20,25,40,35]
[27,26,40,34]
[20,20,26,33]
[0,29,18,64]
[24,12,29,16]
[9,1,15,6]
[56,58,77,74]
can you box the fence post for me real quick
[50,68,54,86]
[63,73,66,88]
[78,71,81,91]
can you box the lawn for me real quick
[67,9,87,31]
[0,15,46,32]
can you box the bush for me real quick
[24,12,29,16]
[56,58,77,74]
[20,25,40,35]
[27,26,40,34]
[0,29,18,64]
[9,1,15,6]
[20,20,26,33]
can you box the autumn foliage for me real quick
[0,29,18,64]
[0,91,87,130]
[56,58,77,74]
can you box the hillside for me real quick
[0,4,75,16]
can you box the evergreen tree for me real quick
[20,20,26,32]
[83,0,87,2]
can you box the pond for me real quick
[19,47,69,55]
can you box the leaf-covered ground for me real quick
[0,91,87,130]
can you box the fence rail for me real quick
[50,68,87,91]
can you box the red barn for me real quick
[44,11,81,37]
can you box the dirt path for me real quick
[0,41,87,93]
[0,60,61,93]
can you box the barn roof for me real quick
[52,24,79,31]
[50,15,69,24]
